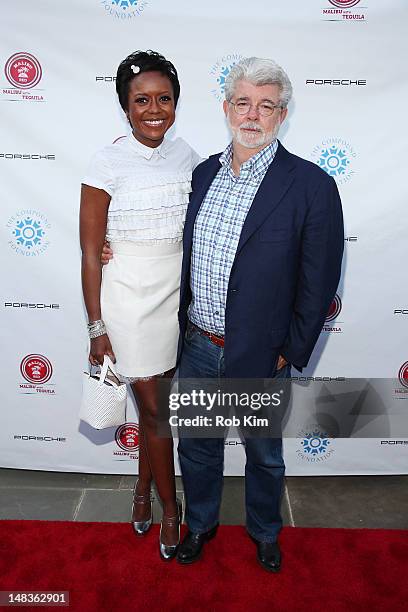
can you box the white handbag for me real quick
[79,355,127,429]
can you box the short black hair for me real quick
[116,50,180,111]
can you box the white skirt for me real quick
[100,241,183,379]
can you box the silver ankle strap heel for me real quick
[131,483,152,536]
[159,499,182,561]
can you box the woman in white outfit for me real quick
[80,50,200,560]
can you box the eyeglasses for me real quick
[229,100,283,117]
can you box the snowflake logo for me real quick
[318,146,350,177]
[216,65,235,95]
[111,0,139,9]
[216,62,242,95]
[210,54,243,101]
[301,430,331,455]
[12,217,45,249]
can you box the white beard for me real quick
[228,119,280,149]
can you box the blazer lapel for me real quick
[235,142,296,256]
[183,155,221,256]
[181,155,222,296]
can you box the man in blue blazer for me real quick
[176,57,344,571]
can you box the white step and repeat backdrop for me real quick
[1,0,407,475]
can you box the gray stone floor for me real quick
[0,468,407,529]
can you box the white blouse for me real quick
[83,134,201,244]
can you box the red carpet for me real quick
[0,522,406,611]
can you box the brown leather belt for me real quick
[190,322,225,348]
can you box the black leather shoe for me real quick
[176,524,218,564]
[256,540,281,572]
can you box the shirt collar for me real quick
[219,142,233,170]
[219,139,279,183]
[127,133,167,160]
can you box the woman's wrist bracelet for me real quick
[87,319,107,339]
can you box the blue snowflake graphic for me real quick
[318,146,350,177]
[301,430,330,455]
[216,63,238,94]
[12,217,45,249]
[111,0,139,9]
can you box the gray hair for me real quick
[224,57,293,108]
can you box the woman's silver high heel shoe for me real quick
[131,481,152,536]
[159,498,182,561]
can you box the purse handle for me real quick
[98,355,117,386]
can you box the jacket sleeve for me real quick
[281,175,344,370]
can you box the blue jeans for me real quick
[178,323,291,543]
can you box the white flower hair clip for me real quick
[131,65,140,74]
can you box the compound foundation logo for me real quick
[296,428,335,463]
[19,354,55,395]
[100,0,148,19]
[5,53,42,89]
[6,210,50,256]
[2,53,45,102]
[210,53,243,102]
[322,0,366,21]
[114,423,139,460]
[311,138,356,185]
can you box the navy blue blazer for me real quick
[177,141,344,376]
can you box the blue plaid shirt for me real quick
[188,139,279,335]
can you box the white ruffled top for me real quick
[83,134,201,244]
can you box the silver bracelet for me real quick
[87,319,107,339]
